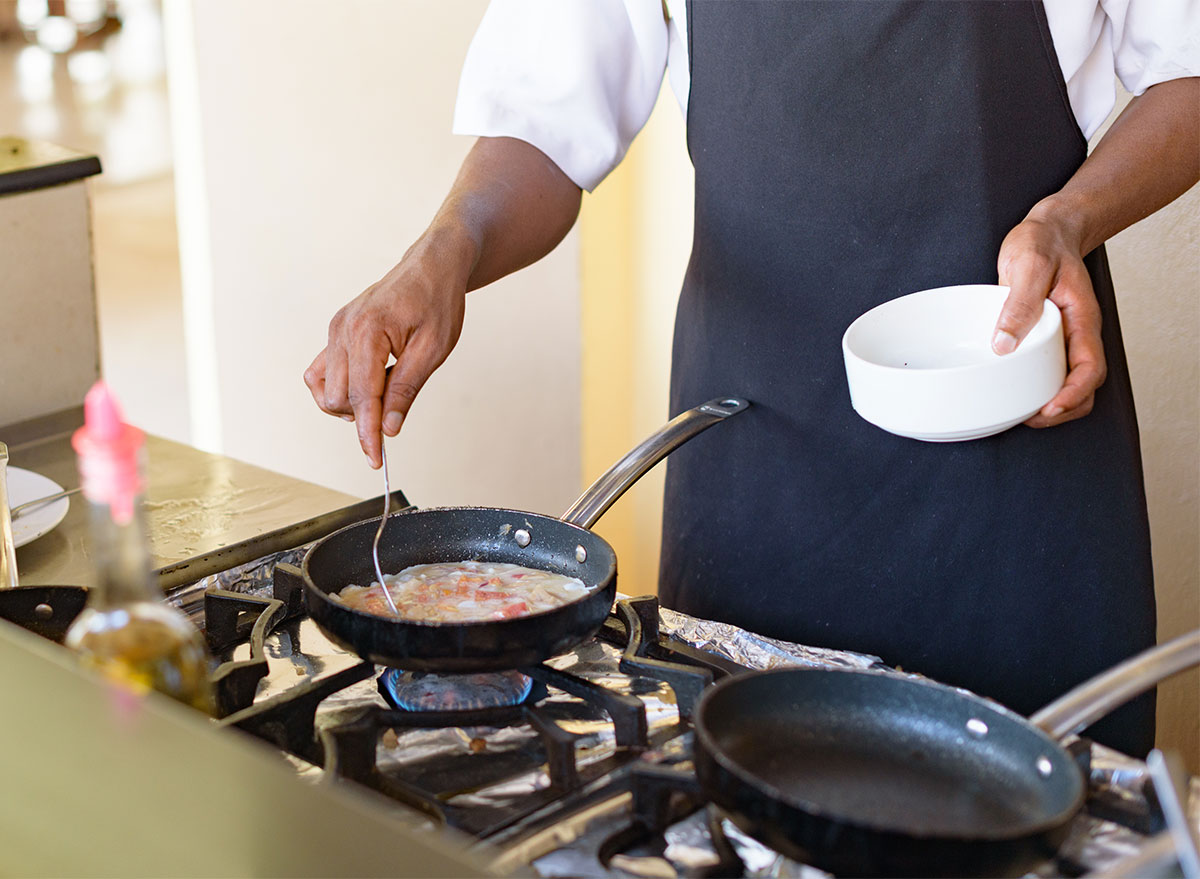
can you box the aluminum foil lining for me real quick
[166,544,312,626]
[661,810,831,878]
[655,604,882,671]
[1088,742,1200,845]
[183,544,309,595]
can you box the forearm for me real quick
[306,136,583,466]
[1026,77,1199,255]
[420,136,583,292]
[991,77,1198,428]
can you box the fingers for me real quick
[322,313,352,417]
[303,350,329,412]
[305,349,356,422]
[1025,393,1095,428]
[341,334,444,465]
[1026,266,1105,428]
[305,247,468,468]
[347,334,393,469]
[304,326,427,468]
[997,218,1107,429]
[994,244,1053,355]
[381,350,437,437]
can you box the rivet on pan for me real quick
[575,545,587,563]
[514,529,531,548]
[33,603,53,620]
[966,718,988,738]
[1036,756,1054,777]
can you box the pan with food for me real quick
[301,397,748,673]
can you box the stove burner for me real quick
[379,669,534,711]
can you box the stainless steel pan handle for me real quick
[560,397,749,530]
[1030,628,1200,741]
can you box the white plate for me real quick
[6,467,71,548]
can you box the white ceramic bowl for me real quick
[842,284,1066,442]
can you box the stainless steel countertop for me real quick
[0,410,497,876]
[3,408,358,588]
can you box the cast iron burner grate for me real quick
[196,563,722,838]
[200,581,1177,876]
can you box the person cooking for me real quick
[305,1,1198,757]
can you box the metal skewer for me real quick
[372,440,401,617]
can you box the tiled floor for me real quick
[0,5,189,442]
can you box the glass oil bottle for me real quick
[63,382,214,714]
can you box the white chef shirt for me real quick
[453,0,1200,191]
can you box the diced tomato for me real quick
[476,590,513,601]
[363,596,391,615]
[493,601,528,619]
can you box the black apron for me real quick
[662,0,1156,756]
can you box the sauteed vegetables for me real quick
[333,560,590,623]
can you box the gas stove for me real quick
[2,512,1194,878]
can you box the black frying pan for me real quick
[302,397,748,673]
[694,630,1200,878]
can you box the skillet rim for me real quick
[692,665,1087,843]
[301,505,618,631]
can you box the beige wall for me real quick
[580,84,693,596]
[581,85,1199,763]
[1100,90,1199,768]
[164,0,582,516]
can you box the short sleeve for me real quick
[1106,0,1200,95]
[453,0,670,192]
[1046,0,1199,139]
